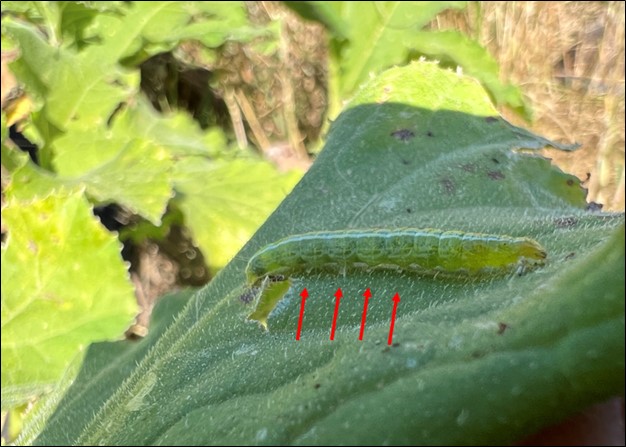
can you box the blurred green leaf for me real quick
[1,1,38,15]
[24,100,230,224]
[31,62,624,445]
[173,157,301,271]
[0,1,124,49]
[108,101,228,158]
[332,1,467,96]
[3,148,62,199]
[2,1,257,140]
[84,1,257,63]
[4,18,138,135]
[71,139,174,224]
[6,103,178,224]
[13,289,195,445]
[1,112,7,144]
[323,1,530,120]
[56,2,126,49]
[1,189,137,410]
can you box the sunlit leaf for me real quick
[1,190,137,409]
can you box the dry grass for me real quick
[435,1,625,210]
[227,2,625,209]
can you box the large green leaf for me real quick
[33,62,624,445]
[1,189,137,410]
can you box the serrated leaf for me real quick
[48,100,231,224]
[1,190,137,410]
[108,100,228,158]
[173,157,301,270]
[32,62,624,445]
[410,30,531,119]
[13,289,195,446]
[4,18,138,133]
[6,127,173,225]
[78,140,174,224]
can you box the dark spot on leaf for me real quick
[487,170,505,180]
[554,217,578,228]
[491,158,500,164]
[406,208,412,214]
[314,383,321,389]
[497,322,509,335]
[471,351,485,358]
[239,289,257,304]
[390,129,415,141]
[426,130,434,137]
[392,342,400,348]
[485,116,499,123]
[461,163,477,173]
[564,252,576,261]
[586,202,603,212]
[401,159,410,165]
[566,178,575,186]
[440,177,456,194]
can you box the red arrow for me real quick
[296,288,308,340]
[388,293,401,345]
[330,288,343,340]
[359,288,372,340]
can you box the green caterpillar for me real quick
[245,228,547,327]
